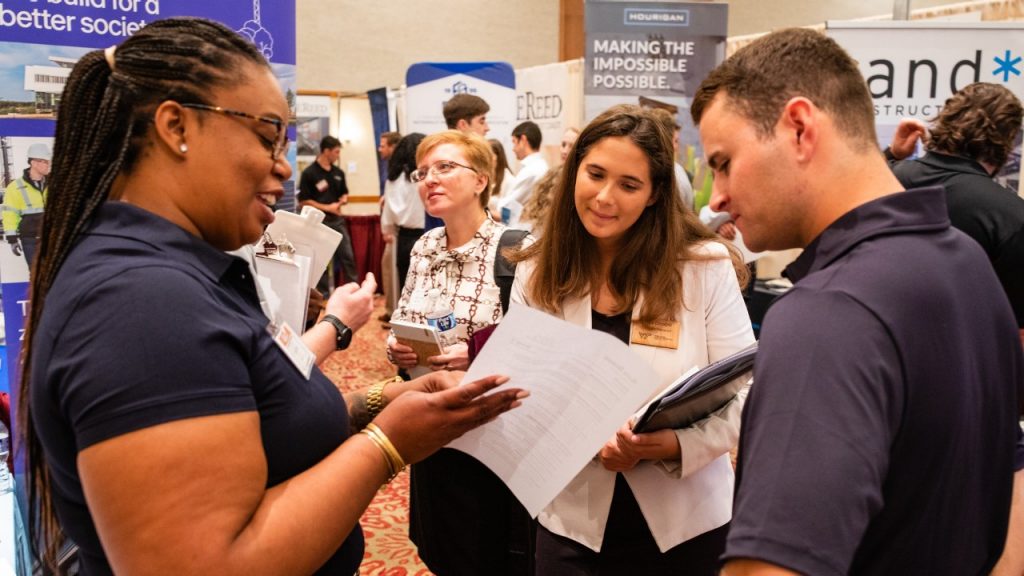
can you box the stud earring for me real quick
[179,143,188,154]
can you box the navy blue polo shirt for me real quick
[30,202,362,575]
[723,188,1022,575]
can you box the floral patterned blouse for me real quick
[393,217,507,342]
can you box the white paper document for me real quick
[448,303,665,518]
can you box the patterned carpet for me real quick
[319,298,434,576]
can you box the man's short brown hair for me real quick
[381,131,402,146]
[443,94,490,129]
[927,82,1022,169]
[692,28,877,151]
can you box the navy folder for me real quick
[632,342,757,433]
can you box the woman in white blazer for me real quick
[510,104,754,574]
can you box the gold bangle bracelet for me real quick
[360,429,399,483]
[363,423,406,482]
[366,375,402,419]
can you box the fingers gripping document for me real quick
[448,303,665,517]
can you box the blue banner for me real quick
[1,5,296,560]
[407,62,516,89]
[0,0,295,64]
[0,282,27,397]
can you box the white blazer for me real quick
[511,241,754,553]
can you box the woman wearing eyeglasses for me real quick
[21,18,524,576]
[387,130,510,373]
[387,130,534,576]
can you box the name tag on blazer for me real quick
[630,320,680,349]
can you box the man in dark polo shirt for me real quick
[885,82,1024,576]
[692,28,1024,575]
[298,135,359,294]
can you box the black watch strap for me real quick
[321,314,352,350]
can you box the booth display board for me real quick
[294,94,332,211]
[296,95,333,157]
[0,3,296,568]
[405,62,517,157]
[827,21,1024,194]
[584,0,727,208]
[1,0,297,393]
[515,60,585,168]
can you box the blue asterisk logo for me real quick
[992,50,1022,82]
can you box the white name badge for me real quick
[271,321,315,380]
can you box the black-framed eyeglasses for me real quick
[411,160,478,183]
[179,103,290,160]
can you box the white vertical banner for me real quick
[827,21,1024,193]
[515,60,585,167]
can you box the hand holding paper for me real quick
[447,304,666,517]
[599,427,640,472]
[374,373,526,466]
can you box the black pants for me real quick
[317,217,358,295]
[22,236,37,270]
[535,474,728,576]
[396,226,424,293]
[410,448,536,576]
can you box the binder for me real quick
[632,342,757,433]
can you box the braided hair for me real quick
[20,17,267,572]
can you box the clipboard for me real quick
[253,252,312,333]
[264,206,342,288]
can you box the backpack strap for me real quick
[495,229,528,314]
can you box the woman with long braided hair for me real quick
[22,17,523,575]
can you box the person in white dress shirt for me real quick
[381,133,427,292]
[499,121,549,223]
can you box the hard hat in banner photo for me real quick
[27,143,52,162]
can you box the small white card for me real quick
[271,321,314,380]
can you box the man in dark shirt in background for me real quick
[298,135,359,295]
[692,28,1023,575]
[886,83,1024,336]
